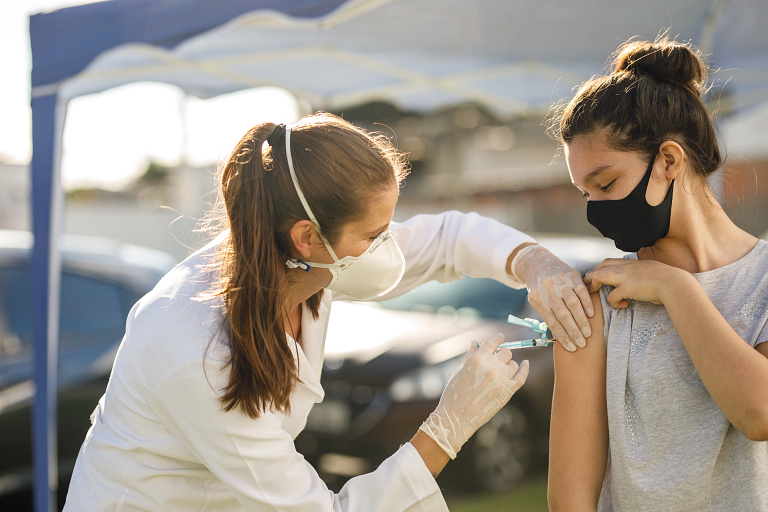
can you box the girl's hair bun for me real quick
[612,38,707,95]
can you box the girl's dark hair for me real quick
[201,113,408,419]
[552,37,722,180]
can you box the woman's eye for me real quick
[581,191,589,199]
[600,180,616,192]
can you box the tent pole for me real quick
[30,92,65,512]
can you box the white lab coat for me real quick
[63,211,534,512]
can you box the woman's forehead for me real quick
[346,183,399,234]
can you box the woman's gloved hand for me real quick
[419,333,529,459]
[510,244,594,352]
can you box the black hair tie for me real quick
[266,123,286,147]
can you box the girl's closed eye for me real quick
[580,180,616,199]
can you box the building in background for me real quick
[2,100,767,263]
[0,163,30,232]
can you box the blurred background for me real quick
[1,0,767,510]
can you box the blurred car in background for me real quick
[0,230,175,500]
[0,228,620,505]
[296,235,622,492]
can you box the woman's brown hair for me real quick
[552,37,722,182]
[202,113,408,419]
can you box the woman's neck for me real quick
[637,181,758,273]
[283,269,326,320]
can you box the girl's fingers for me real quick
[606,287,629,309]
[593,258,630,269]
[587,269,621,293]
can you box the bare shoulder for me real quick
[587,291,605,344]
[549,292,609,511]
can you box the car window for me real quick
[59,273,127,338]
[0,267,28,355]
[378,276,528,321]
[0,265,140,354]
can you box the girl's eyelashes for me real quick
[580,179,616,199]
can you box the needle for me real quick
[498,338,554,350]
[498,314,556,350]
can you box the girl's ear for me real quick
[658,140,686,181]
[289,220,315,259]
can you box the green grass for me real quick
[445,478,549,512]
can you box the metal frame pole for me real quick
[30,92,65,512]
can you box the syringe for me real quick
[498,338,553,350]
[497,314,555,350]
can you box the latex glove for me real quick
[419,333,529,459]
[512,244,594,352]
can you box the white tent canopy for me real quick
[42,0,768,117]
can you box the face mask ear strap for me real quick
[285,127,340,262]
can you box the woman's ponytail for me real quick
[216,123,297,418]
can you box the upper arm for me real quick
[361,211,534,302]
[757,341,768,359]
[548,292,609,512]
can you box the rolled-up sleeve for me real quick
[378,210,535,299]
[151,359,448,512]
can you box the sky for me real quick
[0,0,300,190]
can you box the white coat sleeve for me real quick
[151,359,448,512]
[335,210,535,302]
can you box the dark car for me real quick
[0,230,175,501]
[295,236,621,492]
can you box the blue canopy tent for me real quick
[28,0,768,509]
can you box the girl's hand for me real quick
[584,258,687,308]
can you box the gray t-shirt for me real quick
[597,240,768,512]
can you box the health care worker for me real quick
[64,113,594,511]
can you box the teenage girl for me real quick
[547,39,768,512]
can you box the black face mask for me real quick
[586,151,674,253]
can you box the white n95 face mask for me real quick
[282,126,406,301]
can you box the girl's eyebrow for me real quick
[584,165,613,186]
